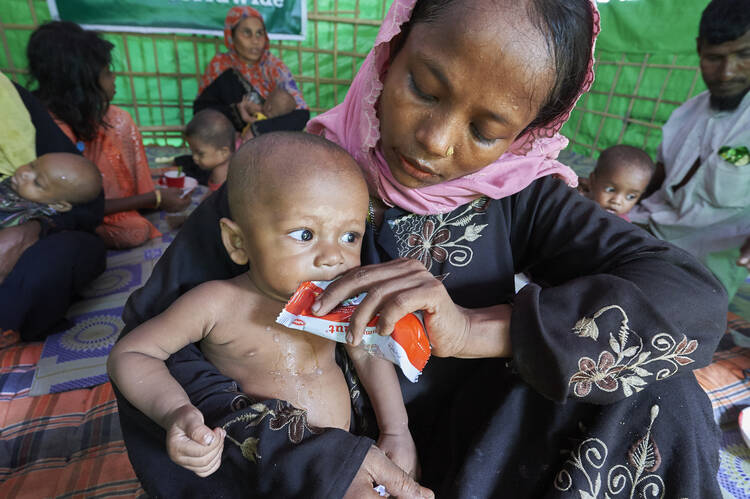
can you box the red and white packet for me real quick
[276,280,431,382]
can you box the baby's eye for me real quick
[626,194,638,201]
[340,232,360,244]
[288,229,313,241]
[604,186,616,193]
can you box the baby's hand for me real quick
[165,404,226,477]
[377,430,420,479]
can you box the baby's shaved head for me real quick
[45,153,102,204]
[595,145,655,179]
[186,109,236,152]
[227,132,367,225]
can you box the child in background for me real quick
[181,109,240,192]
[1,152,102,227]
[579,144,655,221]
[108,132,418,480]
[240,88,299,140]
[259,88,297,121]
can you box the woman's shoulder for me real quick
[105,104,136,125]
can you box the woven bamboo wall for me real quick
[1,0,390,145]
[1,0,705,160]
[561,50,705,159]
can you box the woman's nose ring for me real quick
[445,146,454,157]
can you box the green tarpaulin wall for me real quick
[0,0,711,160]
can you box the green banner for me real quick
[47,0,306,40]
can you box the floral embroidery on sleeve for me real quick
[554,405,664,498]
[569,305,698,398]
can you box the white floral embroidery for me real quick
[554,405,664,498]
[390,197,489,272]
[569,305,698,398]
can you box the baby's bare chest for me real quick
[202,316,338,378]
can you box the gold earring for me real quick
[445,146,455,157]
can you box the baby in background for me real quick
[259,87,296,120]
[108,132,418,479]
[1,152,102,228]
[239,88,298,140]
[183,109,238,192]
[579,144,655,221]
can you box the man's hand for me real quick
[165,404,226,477]
[0,221,41,283]
[344,446,433,498]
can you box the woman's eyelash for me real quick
[470,124,496,145]
[408,73,435,102]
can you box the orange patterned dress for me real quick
[55,105,160,248]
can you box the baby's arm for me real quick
[345,345,418,478]
[107,281,227,476]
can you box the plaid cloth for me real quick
[0,335,145,497]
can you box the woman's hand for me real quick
[344,446,433,499]
[159,188,192,213]
[313,258,471,357]
[236,99,262,123]
[313,258,513,358]
[0,221,41,284]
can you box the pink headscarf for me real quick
[308,0,600,215]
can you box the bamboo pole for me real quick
[591,53,626,152]
[642,54,677,150]
[615,53,650,144]
[152,38,168,129]
[121,35,142,125]
[173,35,186,127]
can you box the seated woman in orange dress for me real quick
[26,21,190,249]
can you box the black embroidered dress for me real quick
[117,177,725,498]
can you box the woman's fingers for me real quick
[314,259,471,353]
[314,259,426,316]
[315,259,430,345]
[344,446,433,499]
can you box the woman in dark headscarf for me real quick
[194,7,310,138]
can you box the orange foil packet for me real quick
[276,280,431,382]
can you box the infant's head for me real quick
[587,145,654,217]
[10,152,102,211]
[262,88,296,119]
[220,131,369,302]
[185,109,236,171]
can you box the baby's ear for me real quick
[48,200,72,212]
[219,217,249,265]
